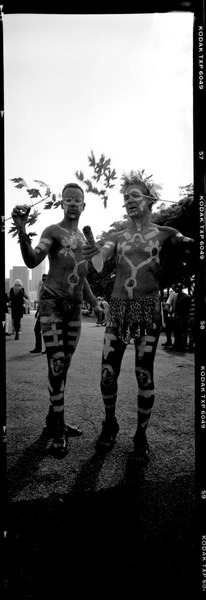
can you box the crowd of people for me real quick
[162,282,195,352]
[9,171,194,463]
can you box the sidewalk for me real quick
[2,315,197,597]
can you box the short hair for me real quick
[14,279,23,286]
[120,169,161,207]
[62,183,84,197]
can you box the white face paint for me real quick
[139,200,146,211]
[62,187,85,219]
[123,185,151,218]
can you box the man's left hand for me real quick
[94,306,105,323]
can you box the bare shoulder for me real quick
[157,224,183,242]
[40,223,58,240]
[116,227,132,241]
[103,230,120,247]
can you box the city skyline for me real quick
[6,258,47,297]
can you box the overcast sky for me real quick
[3,11,194,278]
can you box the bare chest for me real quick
[51,227,85,264]
[116,227,162,266]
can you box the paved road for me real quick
[2,313,198,598]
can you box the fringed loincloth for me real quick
[107,297,162,344]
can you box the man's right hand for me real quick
[11,205,31,233]
[82,242,100,260]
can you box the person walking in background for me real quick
[11,183,104,458]
[187,284,195,352]
[83,169,194,464]
[161,285,177,348]
[5,292,12,336]
[9,279,29,340]
[30,274,47,354]
[172,283,191,352]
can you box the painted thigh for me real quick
[134,326,161,388]
[63,306,82,375]
[40,302,81,411]
[100,324,127,404]
[134,326,161,429]
[41,315,67,409]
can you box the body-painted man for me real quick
[11,183,103,458]
[83,170,194,463]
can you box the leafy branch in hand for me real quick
[8,177,62,239]
[8,151,117,238]
[75,151,118,208]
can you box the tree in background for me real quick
[151,184,195,291]
[151,183,194,239]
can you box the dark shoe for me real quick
[95,418,119,452]
[187,345,194,352]
[131,429,150,465]
[30,348,41,353]
[44,406,82,438]
[5,332,11,336]
[41,351,46,354]
[66,424,83,437]
[15,334,19,340]
[161,341,171,347]
[50,413,68,459]
[51,431,68,459]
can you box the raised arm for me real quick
[11,205,53,269]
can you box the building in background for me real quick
[5,279,10,294]
[7,259,47,310]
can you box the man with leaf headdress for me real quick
[83,170,194,464]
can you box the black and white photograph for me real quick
[1,4,205,598]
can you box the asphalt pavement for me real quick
[2,312,199,598]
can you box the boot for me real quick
[50,412,68,459]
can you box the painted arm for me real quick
[82,230,117,273]
[83,278,105,320]
[83,278,99,309]
[164,226,194,251]
[11,204,53,268]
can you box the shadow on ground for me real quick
[2,449,198,599]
